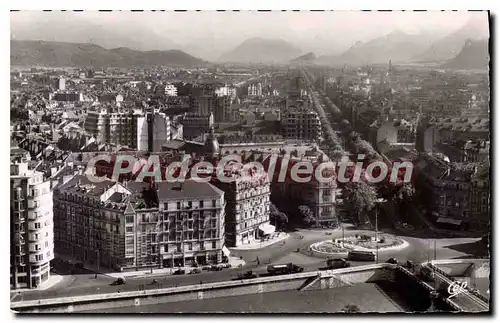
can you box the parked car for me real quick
[237,271,258,279]
[386,258,398,265]
[209,265,224,271]
[173,269,186,275]
[222,263,232,269]
[111,277,126,285]
[267,263,304,275]
[347,250,376,261]
[326,258,351,269]
[188,268,201,274]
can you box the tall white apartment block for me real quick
[11,158,54,289]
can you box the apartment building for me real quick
[165,83,178,97]
[213,95,231,123]
[248,83,262,97]
[212,170,272,247]
[11,154,54,289]
[181,113,214,141]
[281,103,322,143]
[53,176,226,271]
[190,95,215,116]
[51,92,83,102]
[417,154,490,232]
[84,107,174,151]
[269,153,337,227]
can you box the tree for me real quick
[343,182,378,225]
[394,183,415,222]
[270,203,288,229]
[341,305,360,313]
[298,205,315,226]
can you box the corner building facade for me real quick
[11,160,54,289]
[53,176,226,271]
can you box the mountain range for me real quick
[218,38,302,63]
[415,17,489,62]
[443,39,489,70]
[317,30,446,66]
[291,52,316,63]
[10,40,205,68]
[315,17,488,67]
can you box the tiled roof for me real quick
[156,179,224,200]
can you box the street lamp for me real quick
[375,207,379,264]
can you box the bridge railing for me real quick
[395,265,462,312]
[426,263,489,304]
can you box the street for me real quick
[12,227,484,302]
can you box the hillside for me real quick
[415,17,489,62]
[11,12,177,52]
[443,39,489,70]
[319,30,438,66]
[219,37,302,63]
[10,40,206,67]
[291,52,316,63]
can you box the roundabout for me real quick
[309,233,409,258]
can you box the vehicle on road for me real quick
[189,268,202,274]
[419,266,435,281]
[209,265,224,271]
[386,257,398,265]
[267,263,304,275]
[347,250,376,261]
[237,271,258,279]
[326,258,350,269]
[173,269,186,275]
[111,277,126,285]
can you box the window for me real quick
[126,227,133,233]
[164,203,168,210]
[212,241,216,249]
[126,215,134,223]
[34,223,41,229]
[200,200,204,208]
[142,214,146,222]
[177,244,181,252]
[200,242,204,250]
[188,201,192,208]
[212,200,216,207]
[164,245,168,253]
[188,243,192,251]
[177,202,181,210]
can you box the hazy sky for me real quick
[10,11,489,58]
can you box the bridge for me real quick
[12,262,485,313]
[421,259,490,313]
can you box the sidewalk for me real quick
[106,255,246,279]
[55,253,245,279]
[229,232,290,251]
[11,274,64,295]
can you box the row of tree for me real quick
[343,181,415,226]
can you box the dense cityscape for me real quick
[10,11,490,314]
